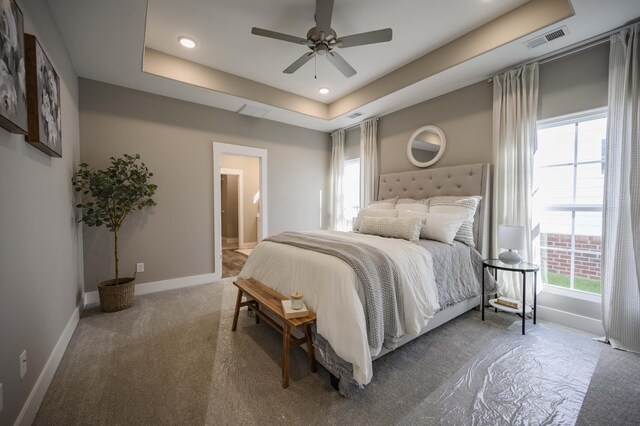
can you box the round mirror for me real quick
[407,125,446,168]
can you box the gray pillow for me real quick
[427,196,482,246]
[359,216,422,242]
[353,208,398,231]
[367,196,399,210]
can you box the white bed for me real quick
[237,163,493,388]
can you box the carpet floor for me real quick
[34,280,640,425]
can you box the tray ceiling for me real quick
[48,0,640,132]
[144,0,529,103]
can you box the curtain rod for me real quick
[488,19,640,82]
[338,116,379,133]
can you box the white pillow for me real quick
[366,196,398,210]
[359,216,422,242]
[397,211,467,244]
[427,196,482,246]
[353,208,398,231]
[395,198,429,213]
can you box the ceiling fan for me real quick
[251,0,392,78]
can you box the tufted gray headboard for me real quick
[378,163,491,256]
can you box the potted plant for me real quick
[72,154,157,312]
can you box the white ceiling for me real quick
[48,0,640,132]
[144,0,528,102]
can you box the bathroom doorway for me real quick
[213,143,267,279]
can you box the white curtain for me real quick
[491,63,539,304]
[360,119,378,208]
[329,129,345,231]
[601,23,640,354]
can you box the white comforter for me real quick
[238,230,439,385]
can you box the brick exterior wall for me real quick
[542,233,601,281]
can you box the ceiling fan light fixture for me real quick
[318,87,330,95]
[251,0,392,78]
[178,36,197,49]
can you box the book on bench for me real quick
[495,296,522,309]
[281,300,310,319]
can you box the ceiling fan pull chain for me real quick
[314,54,317,79]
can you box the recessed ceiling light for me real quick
[318,87,330,95]
[178,36,197,49]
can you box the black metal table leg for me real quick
[494,267,498,312]
[533,271,537,324]
[482,264,485,321]
[522,271,526,335]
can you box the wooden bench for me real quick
[231,278,318,388]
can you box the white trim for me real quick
[537,305,604,336]
[220,168,244,249]
[83,273,219,308]
[213,142,268,278]
[14,306,80,426]
[406,125,446,168]
[239,241,258,249]
[541,284,601,303]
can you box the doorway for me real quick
[213,143,268,279]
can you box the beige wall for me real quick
[378,81,494,174]
[79,79,330,291]
[0,0,82,424]
[221,155,260,244]
[377,43,610,175]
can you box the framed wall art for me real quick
[25,34,62,157]
[0,0,27,134]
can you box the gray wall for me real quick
[221,155,260,244]
[377,42,609,175]
[79,79,330,291]
[378,81,494,174]
[0,0,82,424]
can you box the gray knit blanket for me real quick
[264,232,405,352]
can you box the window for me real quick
[534,110,607,295]
[341,158,360,231]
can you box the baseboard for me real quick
[239,242,258,249]
[537,305,604,336]
[222,237,238,244]
[14,305,80,426]
[83,272,220,308]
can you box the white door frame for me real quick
[213,142,268,279]
[220,168,243,250]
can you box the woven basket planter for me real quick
[97,277,135,312]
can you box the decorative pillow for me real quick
[353,208,398,231]
[366,196,398,210]
[427,196,482,246]
[359,216,422,242]
[395,198,429,213]
[397,211,467,244]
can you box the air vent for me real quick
[348,112,363,119]
[524,26,570,49]
[237,104,270,118]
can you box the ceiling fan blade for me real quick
[251,27,307,45]
[315,0,334,32]
[338,28,393,48]
[327,52,356,78]
[283,52,315,74]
